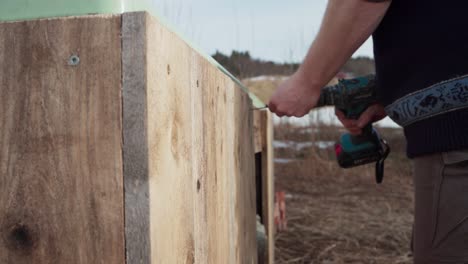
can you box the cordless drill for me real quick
[316,75,390,183]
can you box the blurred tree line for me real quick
[341,56,376,77]
[212,50,375,79]
[212,51,299,79]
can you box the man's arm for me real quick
[268,0,391,117]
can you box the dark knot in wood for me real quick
[4,223,37,253]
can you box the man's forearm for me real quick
[299,0,391,89]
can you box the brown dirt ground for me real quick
[274,124,414,264]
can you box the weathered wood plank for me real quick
[146,13,196,263]
[254,109,275,264]
[233,81,258,264]
[122,13,151,264]
[253,111,264,154]
[262,110,275,264]
[0,15,125,264]
[190,55,257,263]
[190,50,209,264]
[143,12,258,263]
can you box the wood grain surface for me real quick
[253,109,275,264]
[144,12,196,263]
[261,110,275,264]
[0,12,258,264]
[0,15,125,264]
[143,12,258,263]
[122,13,151,264]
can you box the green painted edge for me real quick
[0,0,266,108]
[0,0,151,21]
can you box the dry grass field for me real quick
[273,122,414,264]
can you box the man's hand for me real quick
[267,0,391,118]
[268,71,320,117]
[335,103,387,135]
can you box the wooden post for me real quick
[254,109,275,264]
[0,12,257,264]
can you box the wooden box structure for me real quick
[0,12,276,264]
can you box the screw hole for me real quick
[68,55,80,66]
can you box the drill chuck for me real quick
[317,75,377,111]
[317,84,341,107]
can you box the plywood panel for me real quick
[0,15,124,264]
[190,52,257,264]
[232,80,258,264]
[134,12,258,264]
[145,13,196,263]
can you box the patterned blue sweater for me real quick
[372,0,468,158]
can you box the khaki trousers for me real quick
[413,150,468,263]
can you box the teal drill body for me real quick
[317,75,390,183]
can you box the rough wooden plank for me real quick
[232,81,258,264]
[261,110,275,264]
[190,51,209,264]
[0,15,125,264]
[145,13,196,263]
[192,60,234,263]
[142,11,258,263]
[190,56,257,264]
[122,13,151,264]
[253,111,264,154]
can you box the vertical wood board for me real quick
[254,109,275,264]
[122,13,151,264]
[253,111,266,154]
[190,50,257,264]
[0,15,125,264]
[145,13,196,263]
[140,12,258,263]
[262,110,275,264]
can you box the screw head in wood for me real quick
[68,55,80,66]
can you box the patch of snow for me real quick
[313,141,335,149]
[245,75,289,82]
[273,140,293,148]
[274,158,296,164]
[300,128,321,133]
[273,140,336,150]
[295,142,314,150]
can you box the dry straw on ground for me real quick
[274,122,414,264]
